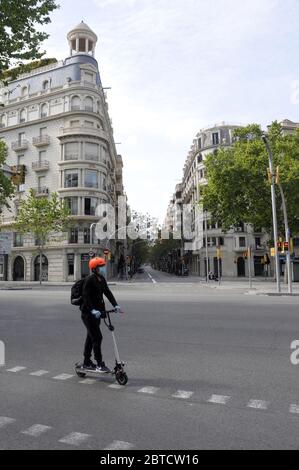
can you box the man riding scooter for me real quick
[80,257,121,373]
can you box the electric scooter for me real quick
[74,309,128,386]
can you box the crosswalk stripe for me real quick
[0,417,16,428]
[247,399,269,410]
[289,404,299,414]
[59,432,91,446]
[172,390,194,399]
[79,379,97,384]
[30,370,49,377]
[53,373,74,381]
[138,386,159,395]
[208,394,231,405]
[21,424,52,437]
[104,440,135,450]
[108,384,125,390]
[6,366,26,373]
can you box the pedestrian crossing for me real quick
[0,416,134,449]
[3,364,299,418]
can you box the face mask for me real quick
[96,266,106,276]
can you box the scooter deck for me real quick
[74,363,113,376]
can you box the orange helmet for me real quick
[89,257,106,270]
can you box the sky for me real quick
[41,0,299,222]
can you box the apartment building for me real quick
[0,22,125,281]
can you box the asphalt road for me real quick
[0,267,299,450]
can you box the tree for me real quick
[0,140,14,212]
[0,0,59,78]
[201,122,299,238]
[14,190,71,283]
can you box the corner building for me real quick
[0,22,125,281]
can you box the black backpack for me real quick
[71,278,86,306]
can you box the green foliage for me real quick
[149,236,181,264]
[0,58,57,82]
[0,140,14,212]
[201,122,299,235]
[14,189,71,247]
[0,0,59,77]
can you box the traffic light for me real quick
[277,241,283,252]
[283,241,289,252]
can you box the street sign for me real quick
[0,233,13,255]
[103,249,110,256]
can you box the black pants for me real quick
[81,313,103,364]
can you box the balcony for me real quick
[32,135,50,147]
[33,186,49,196]
[84,106,94,113]
[58,125,108,142]
[11,139,29,151]
[32,160,50,172]
[70,105,81,111]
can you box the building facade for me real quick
[0,22,125,281]
[164,123,273,279]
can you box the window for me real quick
[83,228,90,244]
[198,138,202,149]
[20,109,26,123]
[65,142,79,160]
[41,103,48,118]
[21,86,28,97]
[84,96,93,112]
[69,227,78,244]
[70,120,80,127]
[71,96,81,111]
[85,169,98,188]
[212,132,219,145]
[239,237,246,247]
[79,38,86,52]
[40,127,47,136]
[197,153,203,164]
[39,150,46,162]
[218,237,224,246]
[14,233,23,247]
[38,176,45,190]
[64,170,78,188]
[18,132,25,144]
[255,237,261,249]
[294,238,299,247]
[65,197,78,215]
[67,254,74,276]
[85,143,99,161]
[42,80,49,91]
[84,197,97,215]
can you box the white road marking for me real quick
[79,379,97,385]
[30,370,49,377]
[104,440,135,450]
[53,373,74,381]
[289,404,299,414]
[59,432,91,446]
[6,366,26,373]
[0,417,16,428]
[208,394,231,405]
[172,390,194,399]
[247,399,269,410]
[147,273,157,284]
[138,386,159,395]
[21,424,52,437]
[108,384,125,390]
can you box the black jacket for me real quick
[80,273,117,314]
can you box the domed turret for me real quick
[67,21,98,57]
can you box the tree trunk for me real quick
[39,246,43,285]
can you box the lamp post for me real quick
[278,184,292,293]
[261,134,281,293]
[204,209,209,283]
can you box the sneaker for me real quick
[83,360,96,371]
[96,362,111,373]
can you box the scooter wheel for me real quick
[116,371,128,386]
[76,371,86,378]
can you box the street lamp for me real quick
[261,134,281,293]
[204,209,209,283]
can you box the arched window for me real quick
[41,103,48,118]
[84,96,93,112]
[20,109,26,123]
[71,95,81,111]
